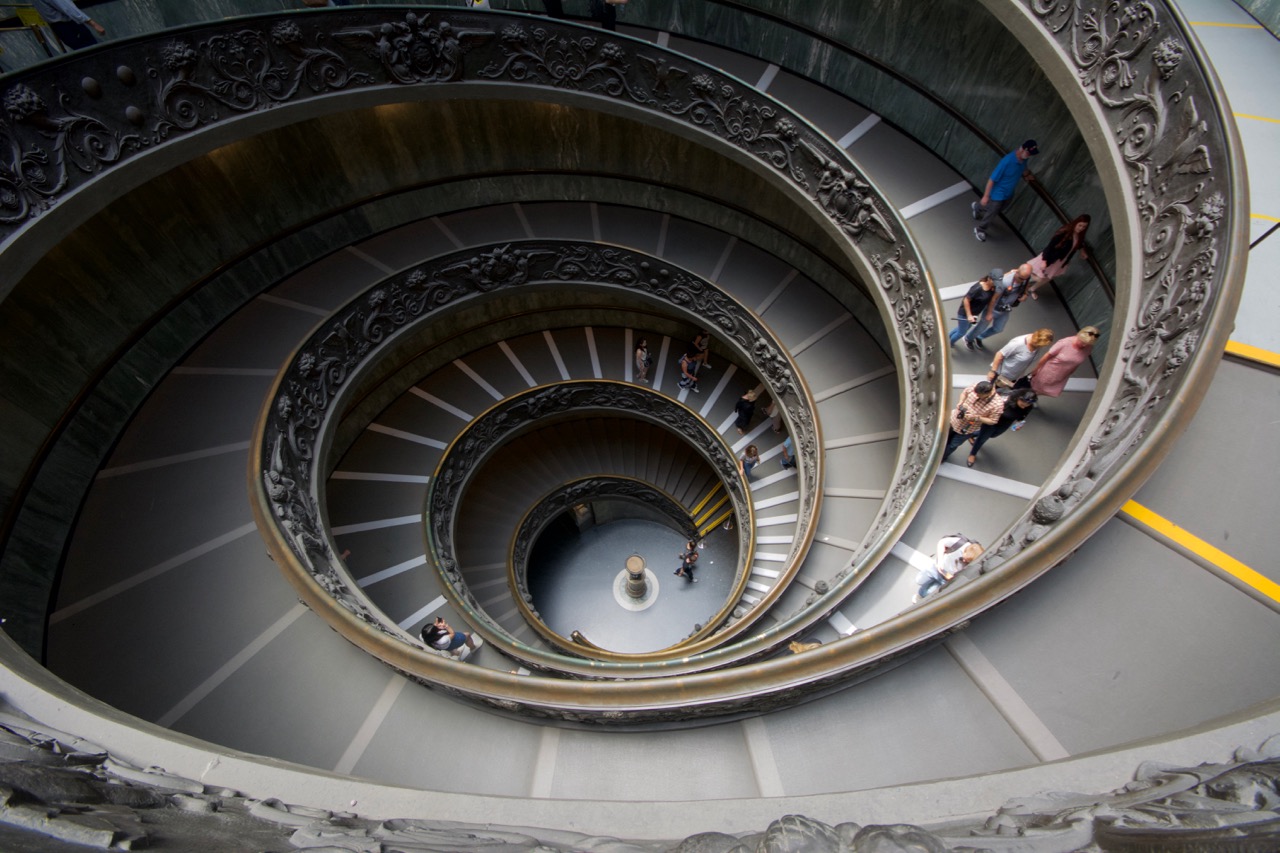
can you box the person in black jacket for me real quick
[675,540,699,582]
[734,390,757,434]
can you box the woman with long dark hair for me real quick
[1027,214,1090,299]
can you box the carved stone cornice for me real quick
[3,706,1277,851]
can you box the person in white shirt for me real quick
[913,535,983,603]
[987,328,1054,388]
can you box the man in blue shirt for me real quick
[971,139,1038,242]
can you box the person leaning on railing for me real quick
[912,535,983,603]
[30,0,103,50]
[421,617,483,660]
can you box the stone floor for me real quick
[529,517,738,652]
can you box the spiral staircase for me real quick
[1,0,1278,844]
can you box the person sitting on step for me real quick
[421,616,482,659]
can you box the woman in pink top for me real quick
[1027,214,1090,299]
[1030,326,1100,397]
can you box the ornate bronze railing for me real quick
[0,3,1243,723]
[258,236,839,679]
[2,10,946,675]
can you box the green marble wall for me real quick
[1234,0,1280,32]
[609,0,1116,345]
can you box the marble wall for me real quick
[607,0,1118,351]
[1234,0,1280,33]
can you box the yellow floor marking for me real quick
[1189,21,1263,28]
[1234,112,1280,124]
[1225,340,1280,368]
[1121,500,1280,604]
[1253,212,1280,223]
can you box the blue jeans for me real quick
[971,421,1017,457]
[949,317,979,345]
[917,572,945,599]
[976,309,1013,340]
[943,428,977,460]
[743,458,758,479]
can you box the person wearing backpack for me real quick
[677,350,700,393]
[421,617,482,658]
[912,534,983,603]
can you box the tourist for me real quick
[971,139,1039,242]
[1030,326,1100,397]
[1027,214,1090,299]
[913,535,983,602]
[950,270,999,350]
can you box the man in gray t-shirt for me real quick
[987,328,1054,387]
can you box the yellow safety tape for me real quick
[689,483,723,517]
[699,509,734,538]
[1234,112,1280,124]
[694,494,730,527]
[1225,340,1280,368]
[1121,500,1280,604]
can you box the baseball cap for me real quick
[1021,139,1039,155]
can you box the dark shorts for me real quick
[437,632,467,651]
